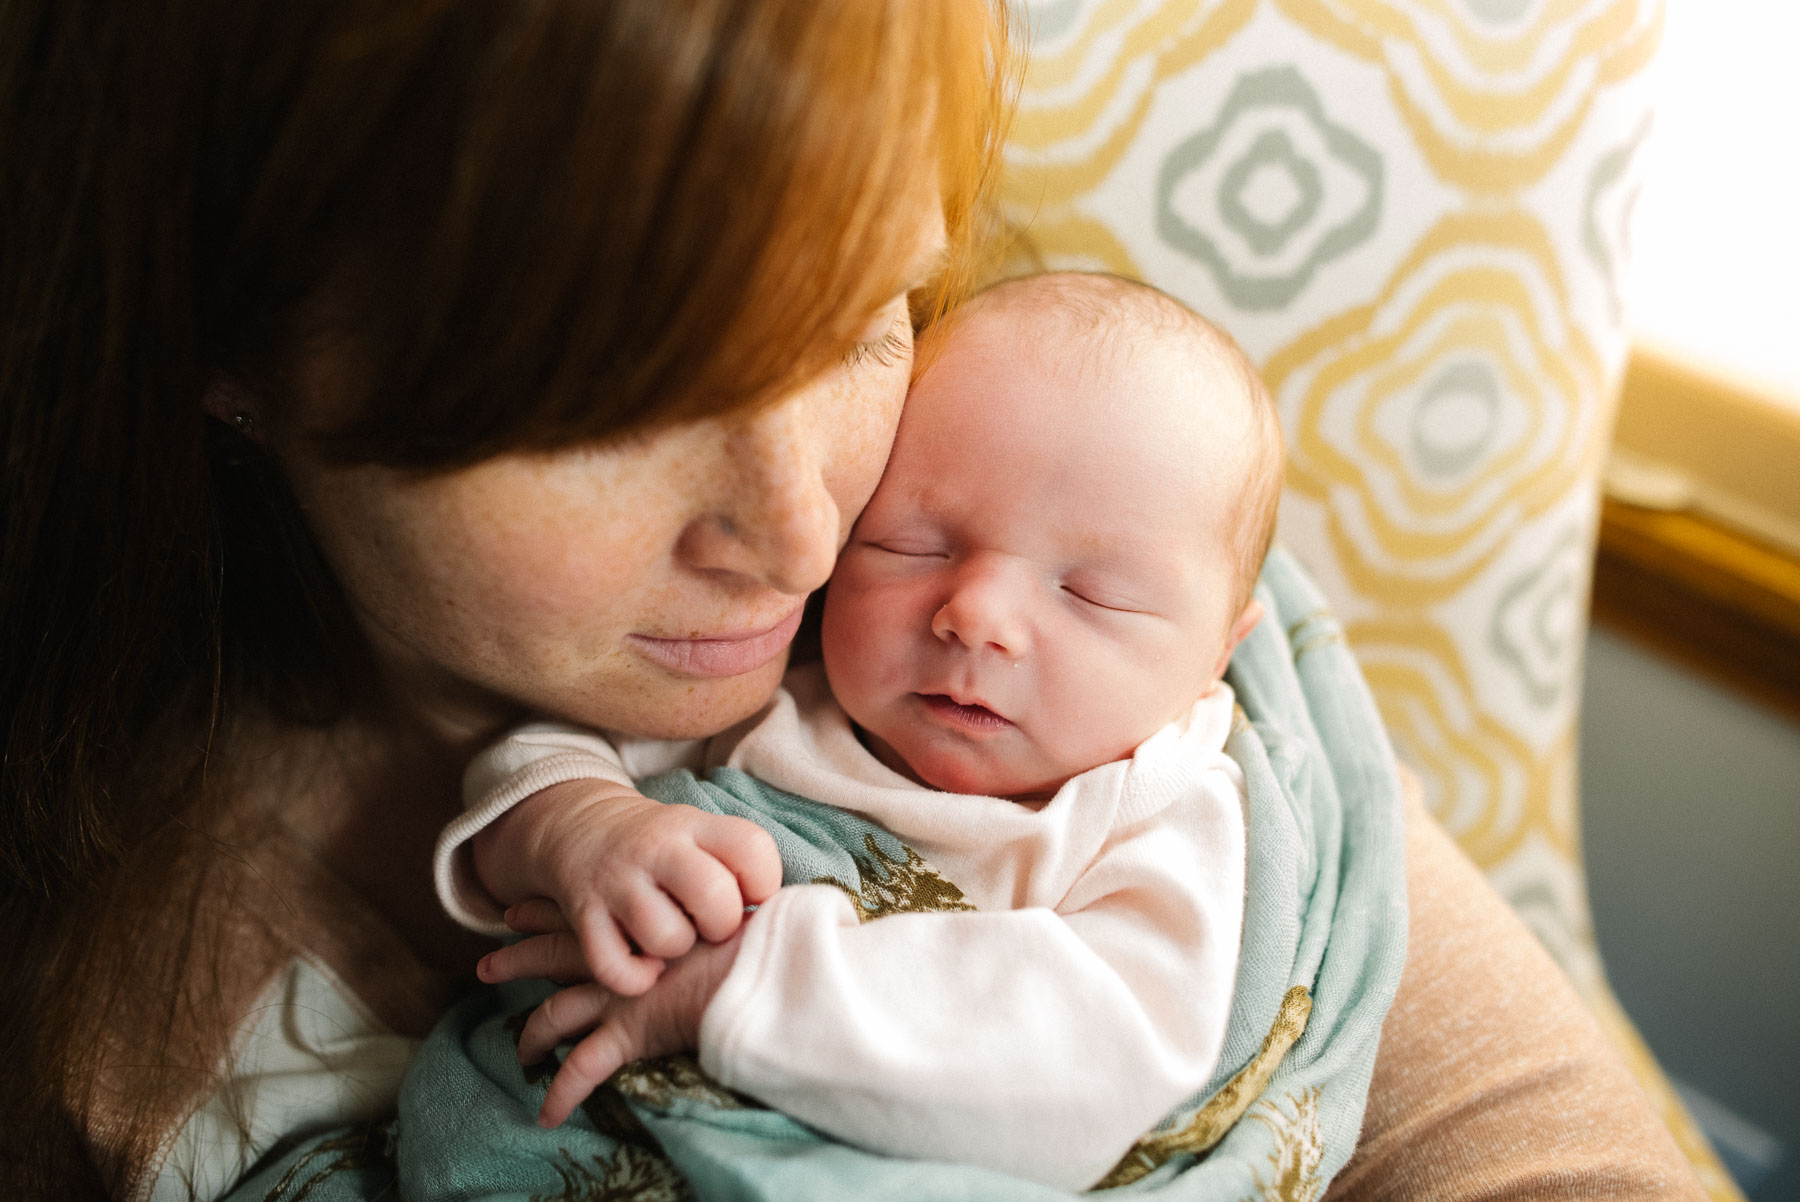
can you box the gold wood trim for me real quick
[1593,498,1800,726]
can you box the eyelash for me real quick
[843,318,912,370]
[1063,585,1131,613]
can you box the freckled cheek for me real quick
[824,380,907,531]
[422,514,671,659]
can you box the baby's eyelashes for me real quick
[1060,584,1108,607]
[1059,583,1150,615]
[866,541,946,558]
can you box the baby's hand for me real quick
[471,780,780,996]
[516,930,746,1128]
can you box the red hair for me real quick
[0,1,1014,1192]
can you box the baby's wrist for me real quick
[473,778,646,904]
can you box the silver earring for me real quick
[232,411,256,436]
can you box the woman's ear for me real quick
[1209,597,1265,681]
[201,372,265,441]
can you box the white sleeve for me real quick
[432,723,636,935]
[695,782,1244,1191]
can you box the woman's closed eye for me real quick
[843,310,912,370]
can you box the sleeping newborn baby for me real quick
[433,271,1286,1191]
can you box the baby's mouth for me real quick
[918,693,1013,731]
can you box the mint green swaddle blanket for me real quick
[225,547,1407,1202]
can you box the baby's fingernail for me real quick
[476,956,492,981]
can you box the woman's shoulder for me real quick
[85,787,457,1200]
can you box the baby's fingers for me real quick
[659,852,752,944]
[620,883,699,962]
[517,982,610,1066]
[577,916,665,998]
[479,931,587,986]
[503,897,569,935]
[538,1024,638,1128]
[694,816,782,906]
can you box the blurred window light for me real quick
[1631,0,1800,408]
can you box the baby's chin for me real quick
[873,734,1069,803]
[933,766,1062,803]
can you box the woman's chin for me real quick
[612,655,792,740]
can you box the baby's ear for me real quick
[1209,598,1265,681]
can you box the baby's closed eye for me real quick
[1059,580,1153,615]
[864,540,947,558]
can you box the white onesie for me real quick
[434,664,1247,1191]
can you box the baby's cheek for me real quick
[1046,667,1165,763]
[824,570,903,663]
[858,645,919,734]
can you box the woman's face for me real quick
[283,237,942,742]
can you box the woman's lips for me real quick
[919,693,1013,732]
[628,606,805,678]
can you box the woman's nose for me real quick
[931,567,1029,659]
[678,398,842,595]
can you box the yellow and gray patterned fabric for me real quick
[997,2,1736,1197]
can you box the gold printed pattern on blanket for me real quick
[814,835,977,923]
[1095,985,1314,1189]
[514,1006,751,1188]
[1249,1086,1325,1202]
[515,1003,754,1116]
[609,1053,755,1111]
[255,1122,394,1201]
[533,1144,690,1202]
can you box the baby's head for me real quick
[821,272,1284,800]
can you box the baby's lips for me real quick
[947,684,1012,718]
[918,692,1014,731]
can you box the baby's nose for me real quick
[931,574,1028,659]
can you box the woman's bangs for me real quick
[300,0,1012,467]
